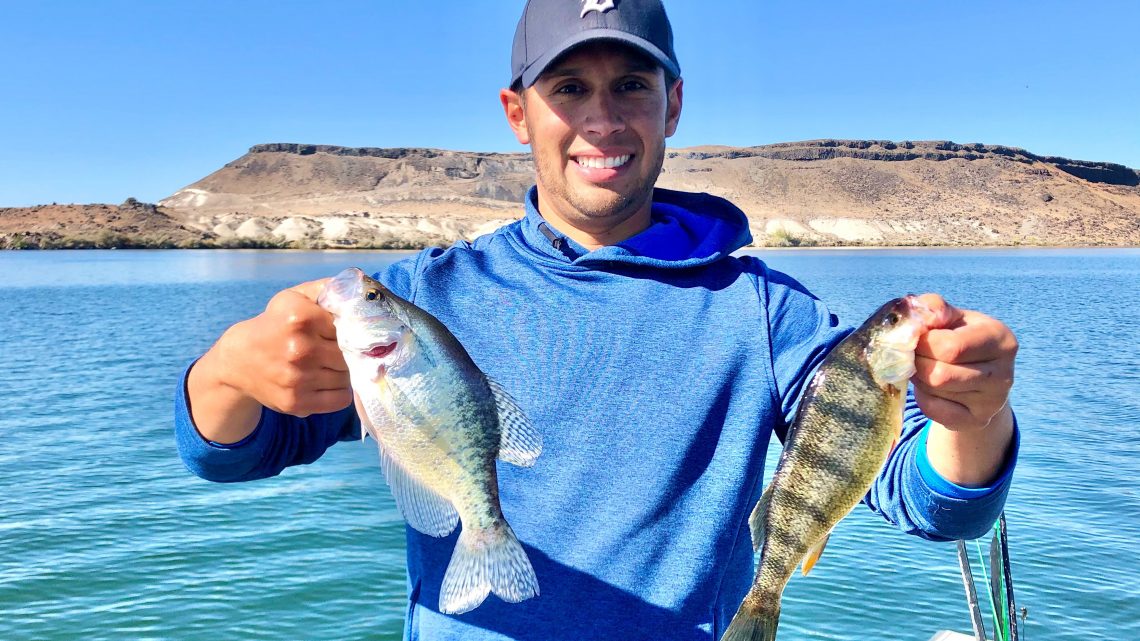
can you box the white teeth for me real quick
[576,155,630,169]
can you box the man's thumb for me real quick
[290,278,330,302]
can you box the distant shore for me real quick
[3,235,1136,251]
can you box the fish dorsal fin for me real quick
[487,378,542,467]
[376,441,459,537]
[749,483,774,553]
[801,531,832,576]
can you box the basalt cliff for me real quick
[4,140,1138,249]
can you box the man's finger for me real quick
[309,369,352,392]
[915,293,964,330]
[912,377,984,408]
[308,388,355,415]
[269,287,338,340]
[913,378,1008,426]
[913,355,999,394]
[915,310,1012,364]
[912,386,974,429]
[316,340,349,371]
[290,278,331,302]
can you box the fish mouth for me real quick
[882,296,937,351]
[901,294,957,333]
[362,342,398,359]
[318,267,366,313]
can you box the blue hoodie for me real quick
[175,187,1017,640]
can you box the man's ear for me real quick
[500,88,530,145]
[664,78,683,138]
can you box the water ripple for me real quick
[2,249,1138,640]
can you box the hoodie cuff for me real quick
[915,417,1020,499]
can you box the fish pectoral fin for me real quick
[749,484,774,553]
[354,392,381,442]
[801,532,832,576]
[376,442,459,537]
[487,378,542,467]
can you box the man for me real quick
[175,1,1019,639]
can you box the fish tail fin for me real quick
[439,523,539,615]
[720,603,779,641]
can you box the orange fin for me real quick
[801,532,831,576]
[887,417,903,456]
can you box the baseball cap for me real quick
[510,0,680,89]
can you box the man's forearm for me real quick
[924,404,1015,487]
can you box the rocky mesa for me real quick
[4,139,1139,249]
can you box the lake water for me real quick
[1,248,1137,640]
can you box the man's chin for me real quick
[570,194,635,220]
[566,183,645,218]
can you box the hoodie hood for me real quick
[513,186,753,269]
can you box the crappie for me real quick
[721,295,946,641]
[318,267,541,615]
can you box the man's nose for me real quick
[581,90,626,137]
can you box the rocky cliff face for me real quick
[655,141,1140,246]
[5,140,1137,249]
[156,143,535,248]
[671,140,1140,186]
[154,140,1140,248]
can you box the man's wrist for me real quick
[924,404,1016,488]
[185,344,263,445]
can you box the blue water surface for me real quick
[0,248,1137,640]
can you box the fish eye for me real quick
[365,289,381,301]
[883,312,900,326]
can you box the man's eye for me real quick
[555,84,584,95]
[618,80,647,92]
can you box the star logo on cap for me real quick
[581,0,616,18]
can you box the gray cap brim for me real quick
[516,29,681,88]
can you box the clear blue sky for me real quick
[2,0,1137,206]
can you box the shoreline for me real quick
[3,242,1138,252]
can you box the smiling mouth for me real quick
[363,342,397,358]
[573,154,632,169]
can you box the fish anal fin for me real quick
[749,484,774,553]
[801,532,831,576]
[487,378,542,467]
[376,442,459,537]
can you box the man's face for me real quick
[502,42,683,238]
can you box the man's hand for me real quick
[186,279,353,445]
[911,294,1017,432]
[910,294,1018,487]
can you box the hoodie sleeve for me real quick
[865,393,1019,541]
[757,262,848,440]
[755,258,1017,541]
[172,253,429,483]
[173,366,360,483]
